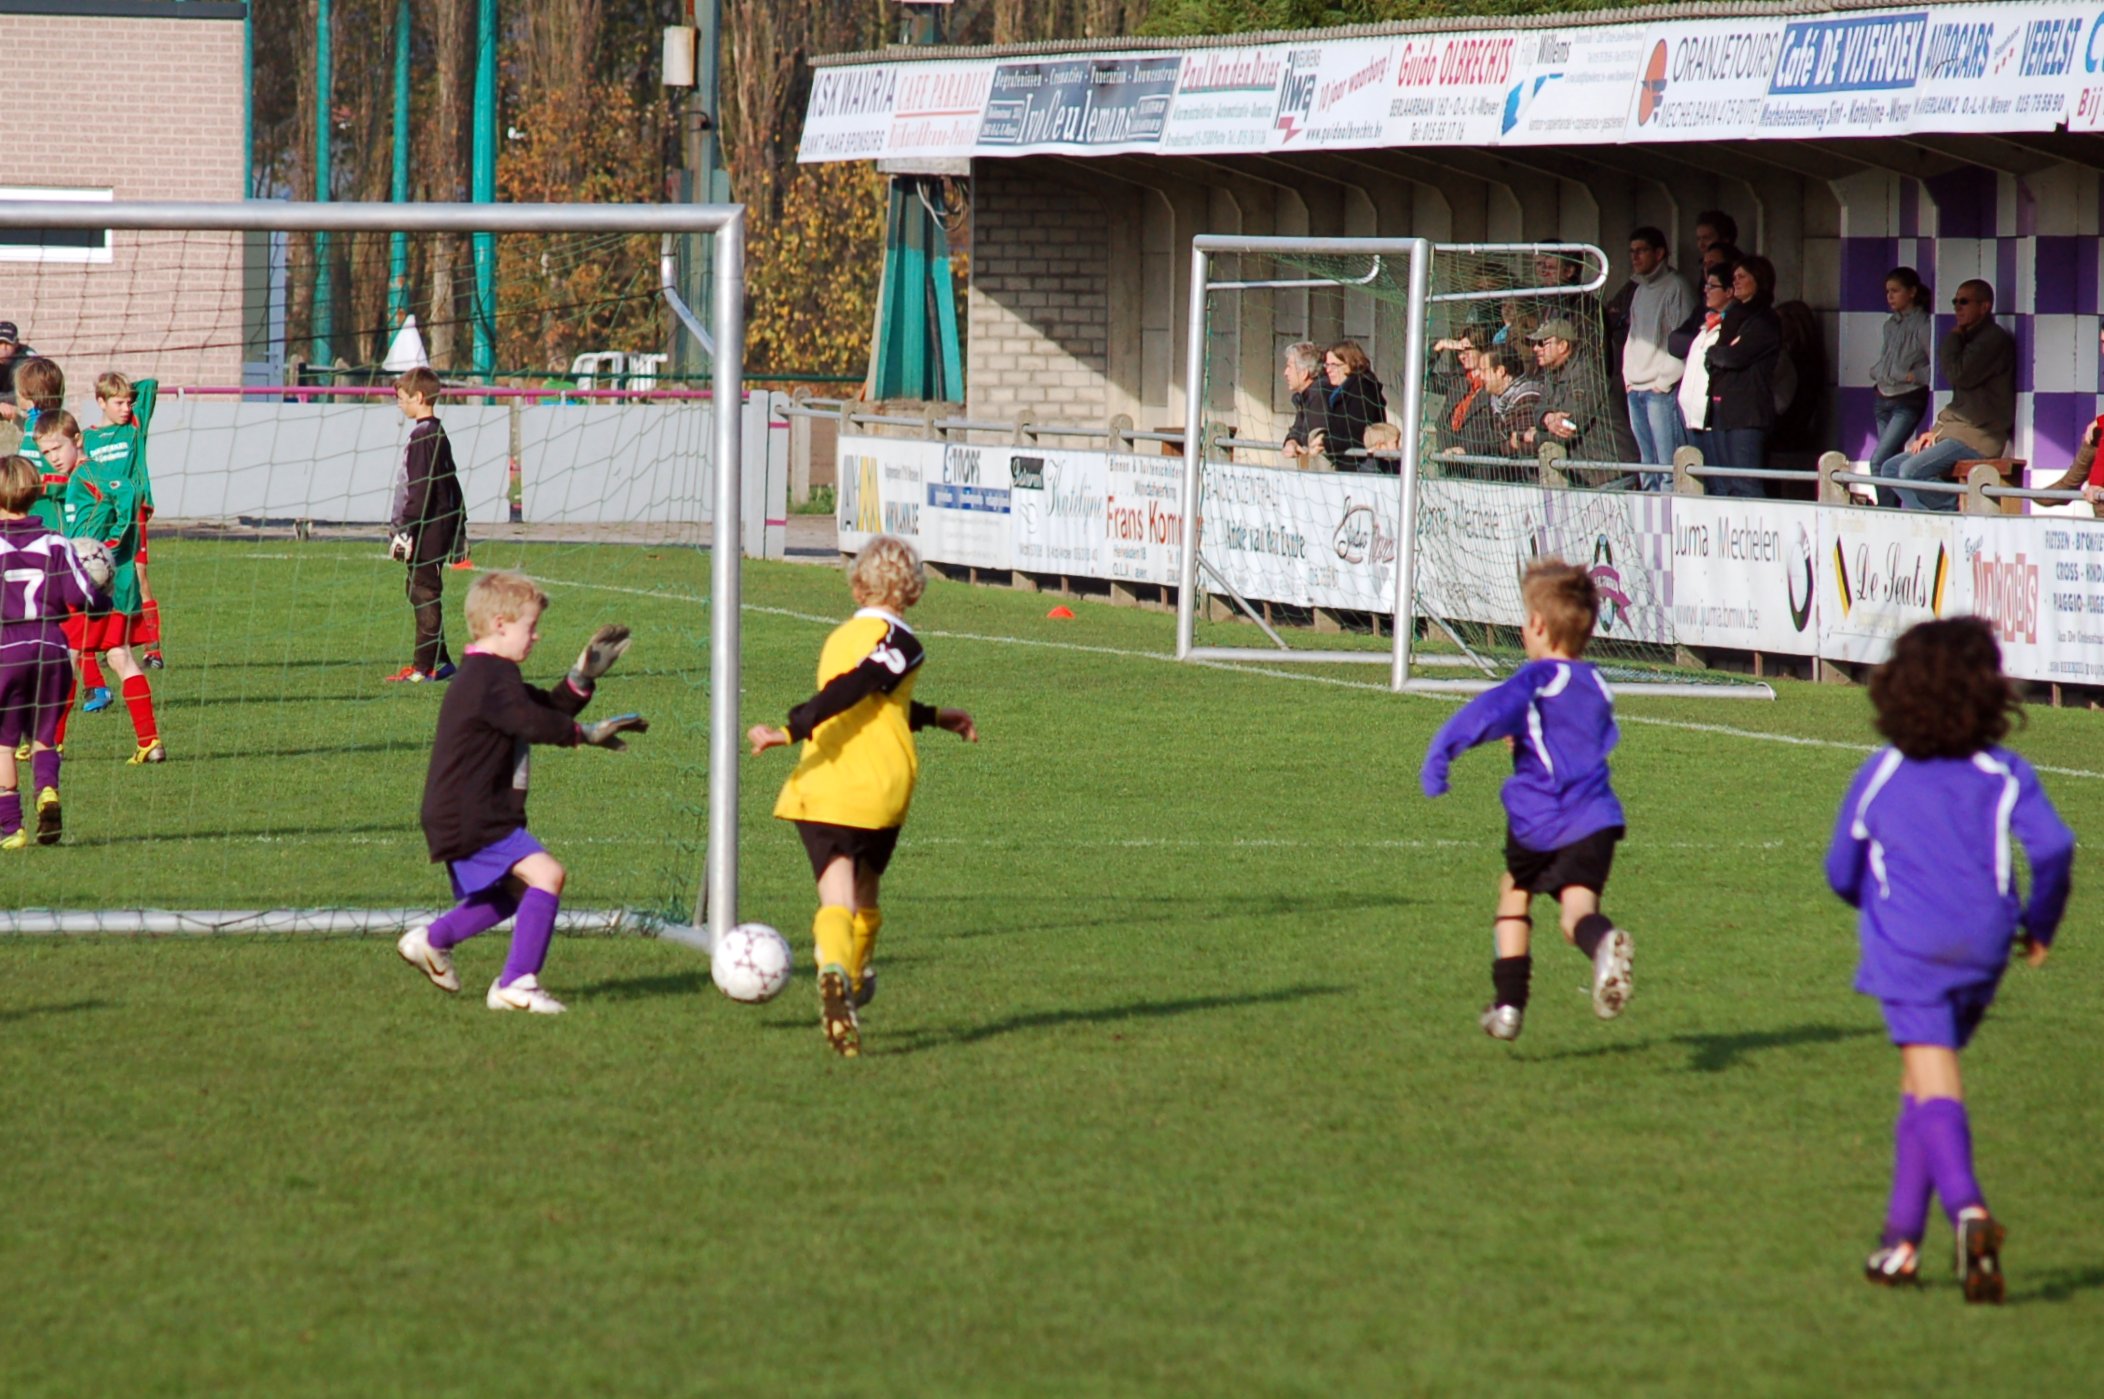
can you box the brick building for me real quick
[0,0,247,389]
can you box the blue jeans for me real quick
[1870,392,1928,477]
[1704,426,1767,498]
[1626,388,1688,490]
[1875,437,1972,511]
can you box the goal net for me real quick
[0,201,749,937]
[1175,236,1762,696]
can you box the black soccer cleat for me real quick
[1957,1213,2006,1305]
[852,967,877,1010]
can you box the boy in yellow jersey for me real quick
[747,535,977,1057]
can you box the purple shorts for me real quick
[0,645,71,748]
[447,828,547,900]
[1879,983,1998,1049]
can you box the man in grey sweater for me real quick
[1874,279,2015,511]
[1621,227,1695,488]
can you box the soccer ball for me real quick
[70,537,114,590]
[711,922,793,1003]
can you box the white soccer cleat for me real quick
[1591,927,1633,1019]
[487,974,566,1014]
[396,924,459,993]
[1480,1003,1524,1041]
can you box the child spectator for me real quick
[1828,618,2073,1303]
[1361,420,1403,472]
[48,411,162,765]
[79,372,161,708]
[395,571,647,1014]
[385,367,466,683]
[0,454,102,847]
[748,535,979,1058]
[1421,560,1633,1042]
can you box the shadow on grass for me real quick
[1532,1023,1877,1072]
[581,970,712,1001]
[933,890,1414,940]
[72,822,412,848]
[0,998,114,1023]
[2017,1265,2104,1305]
[874,982,1348,1057]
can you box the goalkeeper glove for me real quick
[387,531,414,562]
[578,713,648,751]
[569,624,633,691]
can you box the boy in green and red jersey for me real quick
[52,410,162,764]
[11,356,68,531]
[78,374,160,707]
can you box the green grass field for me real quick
[4,538,2101,1396]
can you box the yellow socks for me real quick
[812,905,854,974]
[851,907,882,989]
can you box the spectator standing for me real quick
[1695,211,1739,261]
[1528,319,1639,464]
[0,324,35,425]
[1432,325,1492,453]
[1279,342,1326,465]
[1622,226,1695,488]
[1674,266,1734,470]
[1701,255,1784,498]
[1867,268,1933,477]
[1319,340,1389,469]
[1874,279,2015,512]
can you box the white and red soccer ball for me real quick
[711,922,793,1003]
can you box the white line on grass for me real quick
[505,570,2104,782]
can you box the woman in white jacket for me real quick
[1671,266,1733,467]
[1868,266,1932,475]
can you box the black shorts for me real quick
[794,820,902,880]
[1505,825,1623,896]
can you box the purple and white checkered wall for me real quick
[1832,164,2104,486]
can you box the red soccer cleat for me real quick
[382,665,430,684]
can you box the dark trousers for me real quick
[408,562,453,675]
[1706,426,1768,498]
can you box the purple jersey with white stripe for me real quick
[1827,746,2074,1001]
[1421,657,1625,850]
[0,515,97,662]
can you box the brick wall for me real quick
[0,13,246,393]
[967,168,1111,427]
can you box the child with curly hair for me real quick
[1829,617,2074,1302]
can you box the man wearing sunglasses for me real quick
[1872,279,2013,511]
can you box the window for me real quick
[0,187,114,264]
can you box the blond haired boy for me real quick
[1420,560,1634,1042]
[748,535,978,1057]
[395,571,647,1014]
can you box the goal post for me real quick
[1174,232,1771,700]
[0,199,747,941]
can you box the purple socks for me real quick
[426,887,520,951]
[30,747,57,795]
[500,888,559,987]
[1884,1095,1986,1244]
[0,790,18,837]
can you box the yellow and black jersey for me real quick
[772,607,939,830]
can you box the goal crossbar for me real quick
[0,199,751,937]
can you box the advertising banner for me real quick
[1817,507,1958,664]
[1105,453,1185,585]
[1756,9,1929,138]
[1160,46,1289,153]
[926,443,1014,570]
[976,53,1183,154]
[1621,18,1788,142]
[1270,39,1398,150]
[1009,446,1109,576]
[799,65,899,162]
[1908,4,2086,133]
[888,61,997,161]
[1383,31,1524,146]
[1665,496,1823,653]
[1203,465,1399,611]
[1951,513,2104,684]
[836,436,942,555]
[1501,24,1652,145]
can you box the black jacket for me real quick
[390,416,468,567]
[419,652,591,862]
[1705,299,1782,433]
[1284,384,1323,449]
[1321,370,1389,462]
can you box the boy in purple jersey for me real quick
[1828,618,2073,1304]
[0,455,103,848]
[1421,560,1634,1042]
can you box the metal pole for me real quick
[1389,239,1433,691]
[312,0,334,370]
[471,0,498,381]
[1174,242,1210,660]
[700,208,746,937]
[388,0,411,328]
